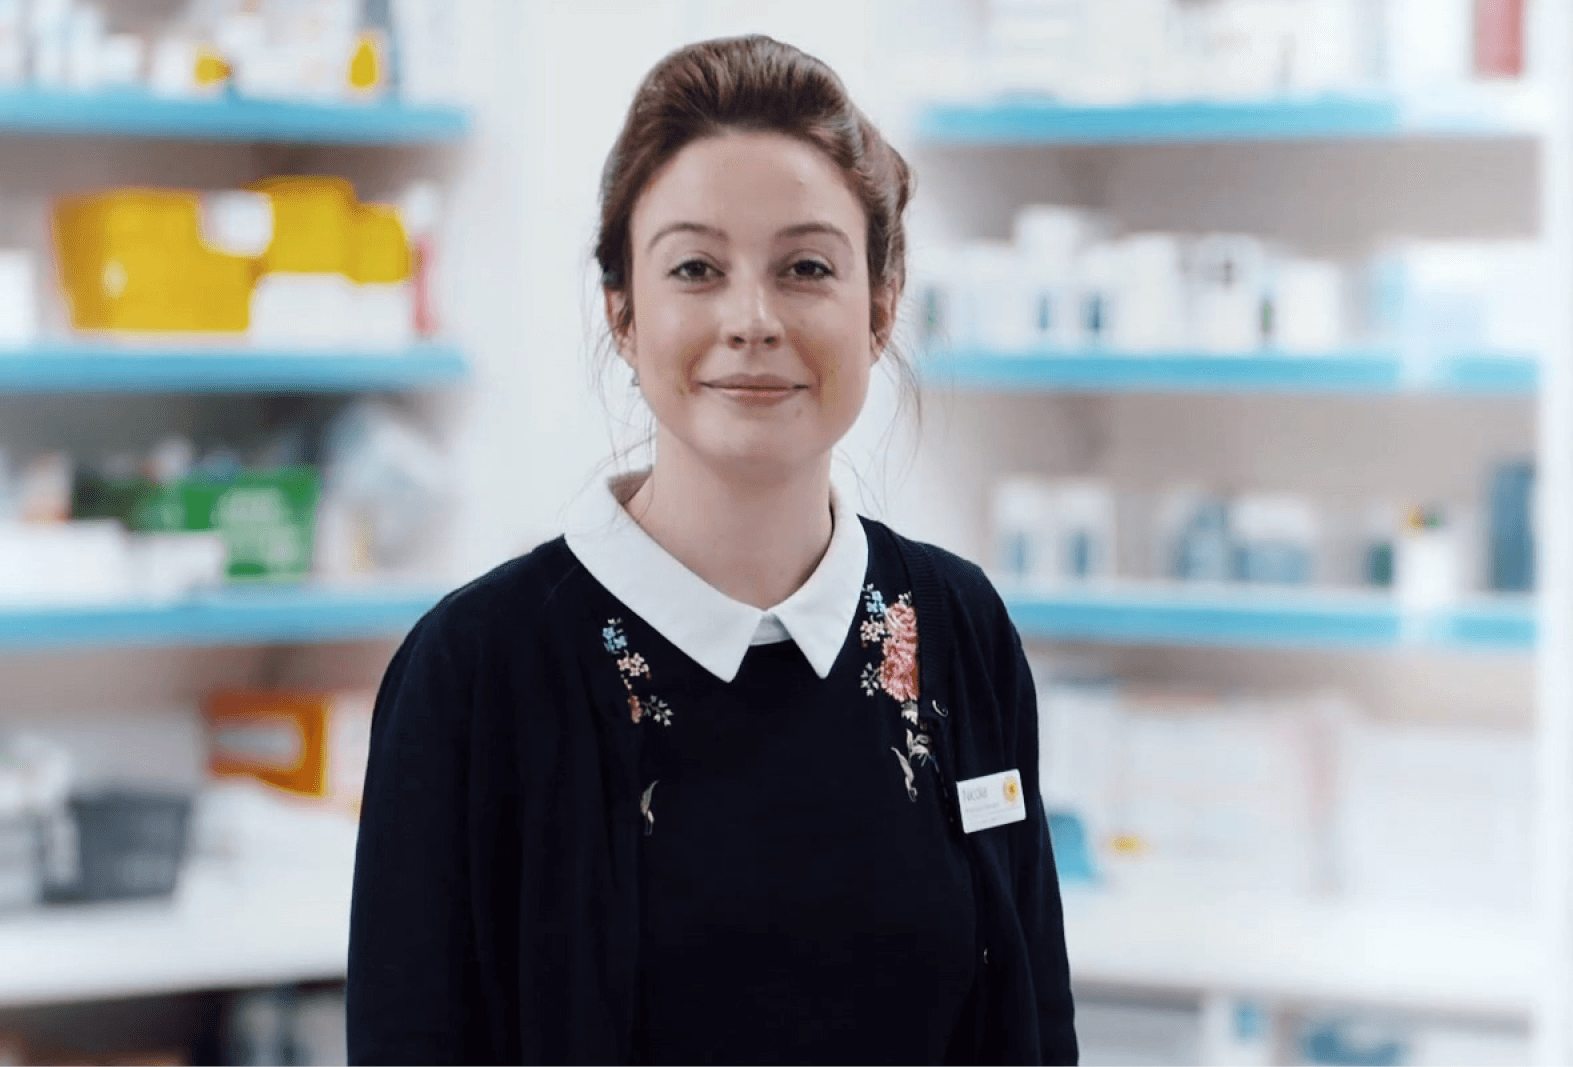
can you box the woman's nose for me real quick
[725,280,783,348]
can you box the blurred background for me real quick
[0,0,1564,1063]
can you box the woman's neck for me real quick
[623,443,834,611]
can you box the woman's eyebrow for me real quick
[777,222,851,249]
[647,221,724,252]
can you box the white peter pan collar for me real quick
[564,472,869,683]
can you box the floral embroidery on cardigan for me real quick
[602,618,674,726]
[858,584,939,801]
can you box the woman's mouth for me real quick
[702,375,808,406]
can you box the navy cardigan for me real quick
[346,519,1078,1064]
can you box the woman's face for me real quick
[613,130,894,482]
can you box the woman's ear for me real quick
[870,281,902,362]
[604,287,636,362]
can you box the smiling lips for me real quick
[702,373,807,407]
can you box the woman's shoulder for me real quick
[409,536,590,656]
[859,516,1018,656]
[860,517,1003,609]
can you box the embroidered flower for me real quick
[863,584,886,617]
[880,642,919,703]
[602,624,627,654]
[861,586,939,801]
[860,662,884,697]
[884,600,918,646]
[603,619,673,727]
[641,695,674,727]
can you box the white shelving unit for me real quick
[1533,4,1573,1060]
[1063,890,1536,1020]
[909,4,1573,1062]
[0,861,352,1008]
[0,1,515,1031]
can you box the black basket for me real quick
[45,789,192,903]
[0,816,41,910]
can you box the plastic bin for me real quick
[45,789,192,903]
[250,176,358,276]
[349,203,413,284]
[53,189,257,332]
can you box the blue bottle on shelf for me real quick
[1487,459,1535,592]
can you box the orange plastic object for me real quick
[204,689,374,808]
[205,690,330,798]
[349,203,413,284]
[249,176,357,275]
[53,189,257,332]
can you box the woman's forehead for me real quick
[631,131,866,249]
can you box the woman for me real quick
[347,34,1077,1066]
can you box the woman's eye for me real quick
[788,259,833,280]
[671,259,716,281]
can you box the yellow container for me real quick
[349,203,413,284]
[250,176,357,276]
[53,189,257,333]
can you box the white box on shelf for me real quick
[1334,719,1532,912]
[1383,0,1473,93]
[250,272,356,347]
[0,0,23,86]
[0,249,37,348]
[1191,234,1267,354]
[0,520,131,606]
[1102,691,1335,897]
[1396,523,1460,611]
[129,532,227,602]
[992,476,1115,584]
[1271,257,1345,352]
[352,282,416,349]
[391,0,460,105]
[1104,235,1188,352]
[957,241,1038,351]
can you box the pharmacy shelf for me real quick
[0,584,446,650]
[1063,890,1534,1017]
[916,96,1528,146]
[922,348,1538,395]
[1002,583,1536,651]
[0,89,468,144]
[0,340,470,393]
[0,860,351,1007]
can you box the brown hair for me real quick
[596,34,915,363]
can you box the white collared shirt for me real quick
[564,474,869,683]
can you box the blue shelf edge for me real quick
[1003,588,1536,651]
[0,341,470,393]
[920,348,1538,395]
[0,89,469,144]
[916,95,1520,146]
[0,585,448,649]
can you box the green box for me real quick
[77,466,319,581]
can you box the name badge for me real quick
[956,769,1028,834]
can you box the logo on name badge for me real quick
[956,769,1028,834]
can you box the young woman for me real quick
[347,35,1077,1066]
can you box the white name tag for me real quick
[956,769,1028,834]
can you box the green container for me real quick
[77,466,319,581]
